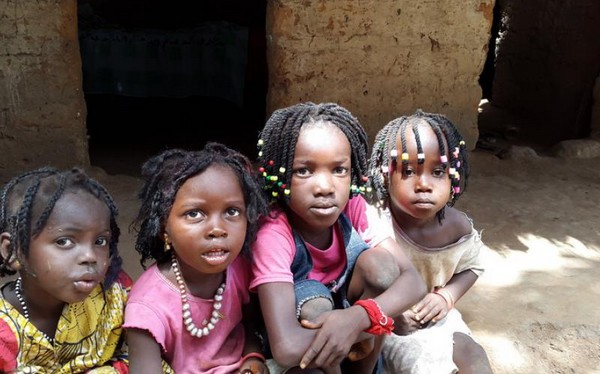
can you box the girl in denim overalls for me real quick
[250,102,427,373]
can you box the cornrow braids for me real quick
[0,167,123,286]
[256,102,370,206]
[368,110,470,222]
[132,142,269,268]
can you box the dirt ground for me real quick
[81,147,599,374]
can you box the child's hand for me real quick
[394,310,421,335]
[238,357,269,374]
[410,292,450,326]
[298,308,363,369]
[347,337,375,361]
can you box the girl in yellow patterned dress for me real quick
[0,167,131,373]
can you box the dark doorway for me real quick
[78,0,267,175]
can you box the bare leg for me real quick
[299,297,334,322]
[453,332,494,374]
[345,247,401,373]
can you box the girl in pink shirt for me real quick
[124,143,270,374]
[251,102,427,373]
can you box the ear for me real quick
[0,232,11,260]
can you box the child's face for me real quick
[286,121,352,241]
[18,190,112,305]
[165,164,247,275]
[388,122,451,222]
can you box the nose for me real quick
[415,173,433,192]
[207,216,228,238]
[78,244,98,266]
[314,172,335,195]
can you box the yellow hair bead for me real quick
[272,191,279,197]
[269,176,278,181]
[401,153,409,161]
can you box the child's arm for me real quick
[240,293,269,374]
[258,281,369,370]
[126,328,165,374]
[297,239,426,369]
[411,269,478,325]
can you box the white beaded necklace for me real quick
[170,253,225,338]
[14,277,54,344]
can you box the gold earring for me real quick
[10,259,21,271]
[164,234,171,252]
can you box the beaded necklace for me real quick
[14,277,54,344]
[170,253,225,338]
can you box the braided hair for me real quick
[256,102,370,206]
[368,110,469,222]
[0,167,123,286]
[132,142,269,268]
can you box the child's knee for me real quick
[355,247,400,294]
[299,297,334,321]
[453,332,491,368]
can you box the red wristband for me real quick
[354,298,395,335]
[241,352,266,365]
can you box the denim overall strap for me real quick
[334,213,371,293]
[291,213,370,317]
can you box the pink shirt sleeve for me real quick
[249,212,297,292]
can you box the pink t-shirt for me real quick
[123,256,251,373]
[250,195,389,291]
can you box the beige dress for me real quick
[379,209,485,374]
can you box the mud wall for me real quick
[265,0,494,148]
[0,0,88,180]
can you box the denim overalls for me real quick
[291,213,370,318]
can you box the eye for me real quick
[95,237,109,247]
[433,168,446,178]
[333,166,349,176]
[293,168,311,177]
[185,210,205,220]
[226,207,242,217]
[56,237,74,248]
[402,167,415,177]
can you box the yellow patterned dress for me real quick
[0,271,132,373]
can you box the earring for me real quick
[164,233,171,252]
[10,259,21,271]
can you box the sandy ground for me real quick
[83,148,600,374]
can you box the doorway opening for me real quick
[78,0,267,175]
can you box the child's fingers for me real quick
[300,345,321,369]
[300,319,322,329]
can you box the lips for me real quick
[310,205,338,216]
[309,199,338,216]
[201,248,230,266]
[73,274,100,293]
[413,199,435,209]
[414,199,434,204]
